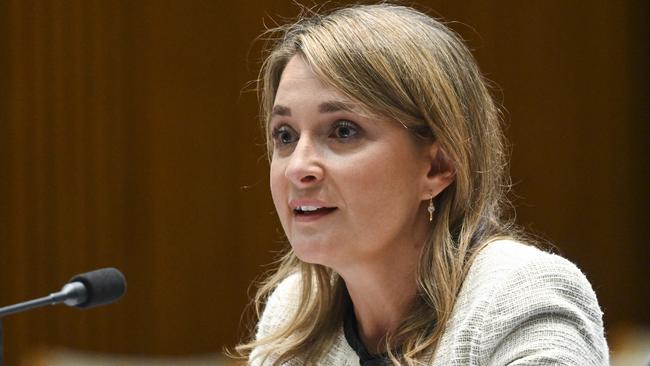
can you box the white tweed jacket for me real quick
[251,240,609,365]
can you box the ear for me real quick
[420,142,456,200]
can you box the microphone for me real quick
[0,268,127,318]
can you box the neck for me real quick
[339,244,420,354]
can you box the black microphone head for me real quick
[69,268,127,309]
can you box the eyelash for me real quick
[271,125,297,146]
[330,120,359,140]
[271,120,361,147]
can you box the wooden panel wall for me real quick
[0,1,647,365]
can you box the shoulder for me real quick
[436,240,609,365]
[456,240,602,318]
[467,239,591,288]
[466,240,602,315]
[253,273,358,365]
[255,272,302,340]
[250,273,303,365]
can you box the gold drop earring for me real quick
[428,195,435,222]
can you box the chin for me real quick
[290,240,334,266]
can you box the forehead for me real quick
[274,56,372,117]
[276,56,344,101]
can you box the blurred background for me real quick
[0,0,648,365]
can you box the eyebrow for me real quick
[318,101,355,113]
[271,105,291,117]
[271,100,355,117]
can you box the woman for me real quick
[236,4,608,365]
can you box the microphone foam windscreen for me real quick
[69,268,127,309]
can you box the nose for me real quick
[285,135,324,187]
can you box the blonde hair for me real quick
[236,3,514,365]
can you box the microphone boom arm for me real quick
[0,282,87,318]
[0,268,124,366]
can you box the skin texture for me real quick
[269,55,454,353]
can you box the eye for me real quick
[330,120,359,140]
[272,126,297,145]
[271,125,298,146]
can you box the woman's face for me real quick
[269,56,434,270]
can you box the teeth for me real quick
[298,205,320,212]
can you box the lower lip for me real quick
[293,208,337,222]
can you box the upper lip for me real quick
[289,199,336,210]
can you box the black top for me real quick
[343,306,393,366]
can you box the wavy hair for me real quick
[236,3,514,365]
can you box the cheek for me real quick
[269,161,287,217]
[341,150,420,222]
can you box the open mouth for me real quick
[293,206,338,216]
